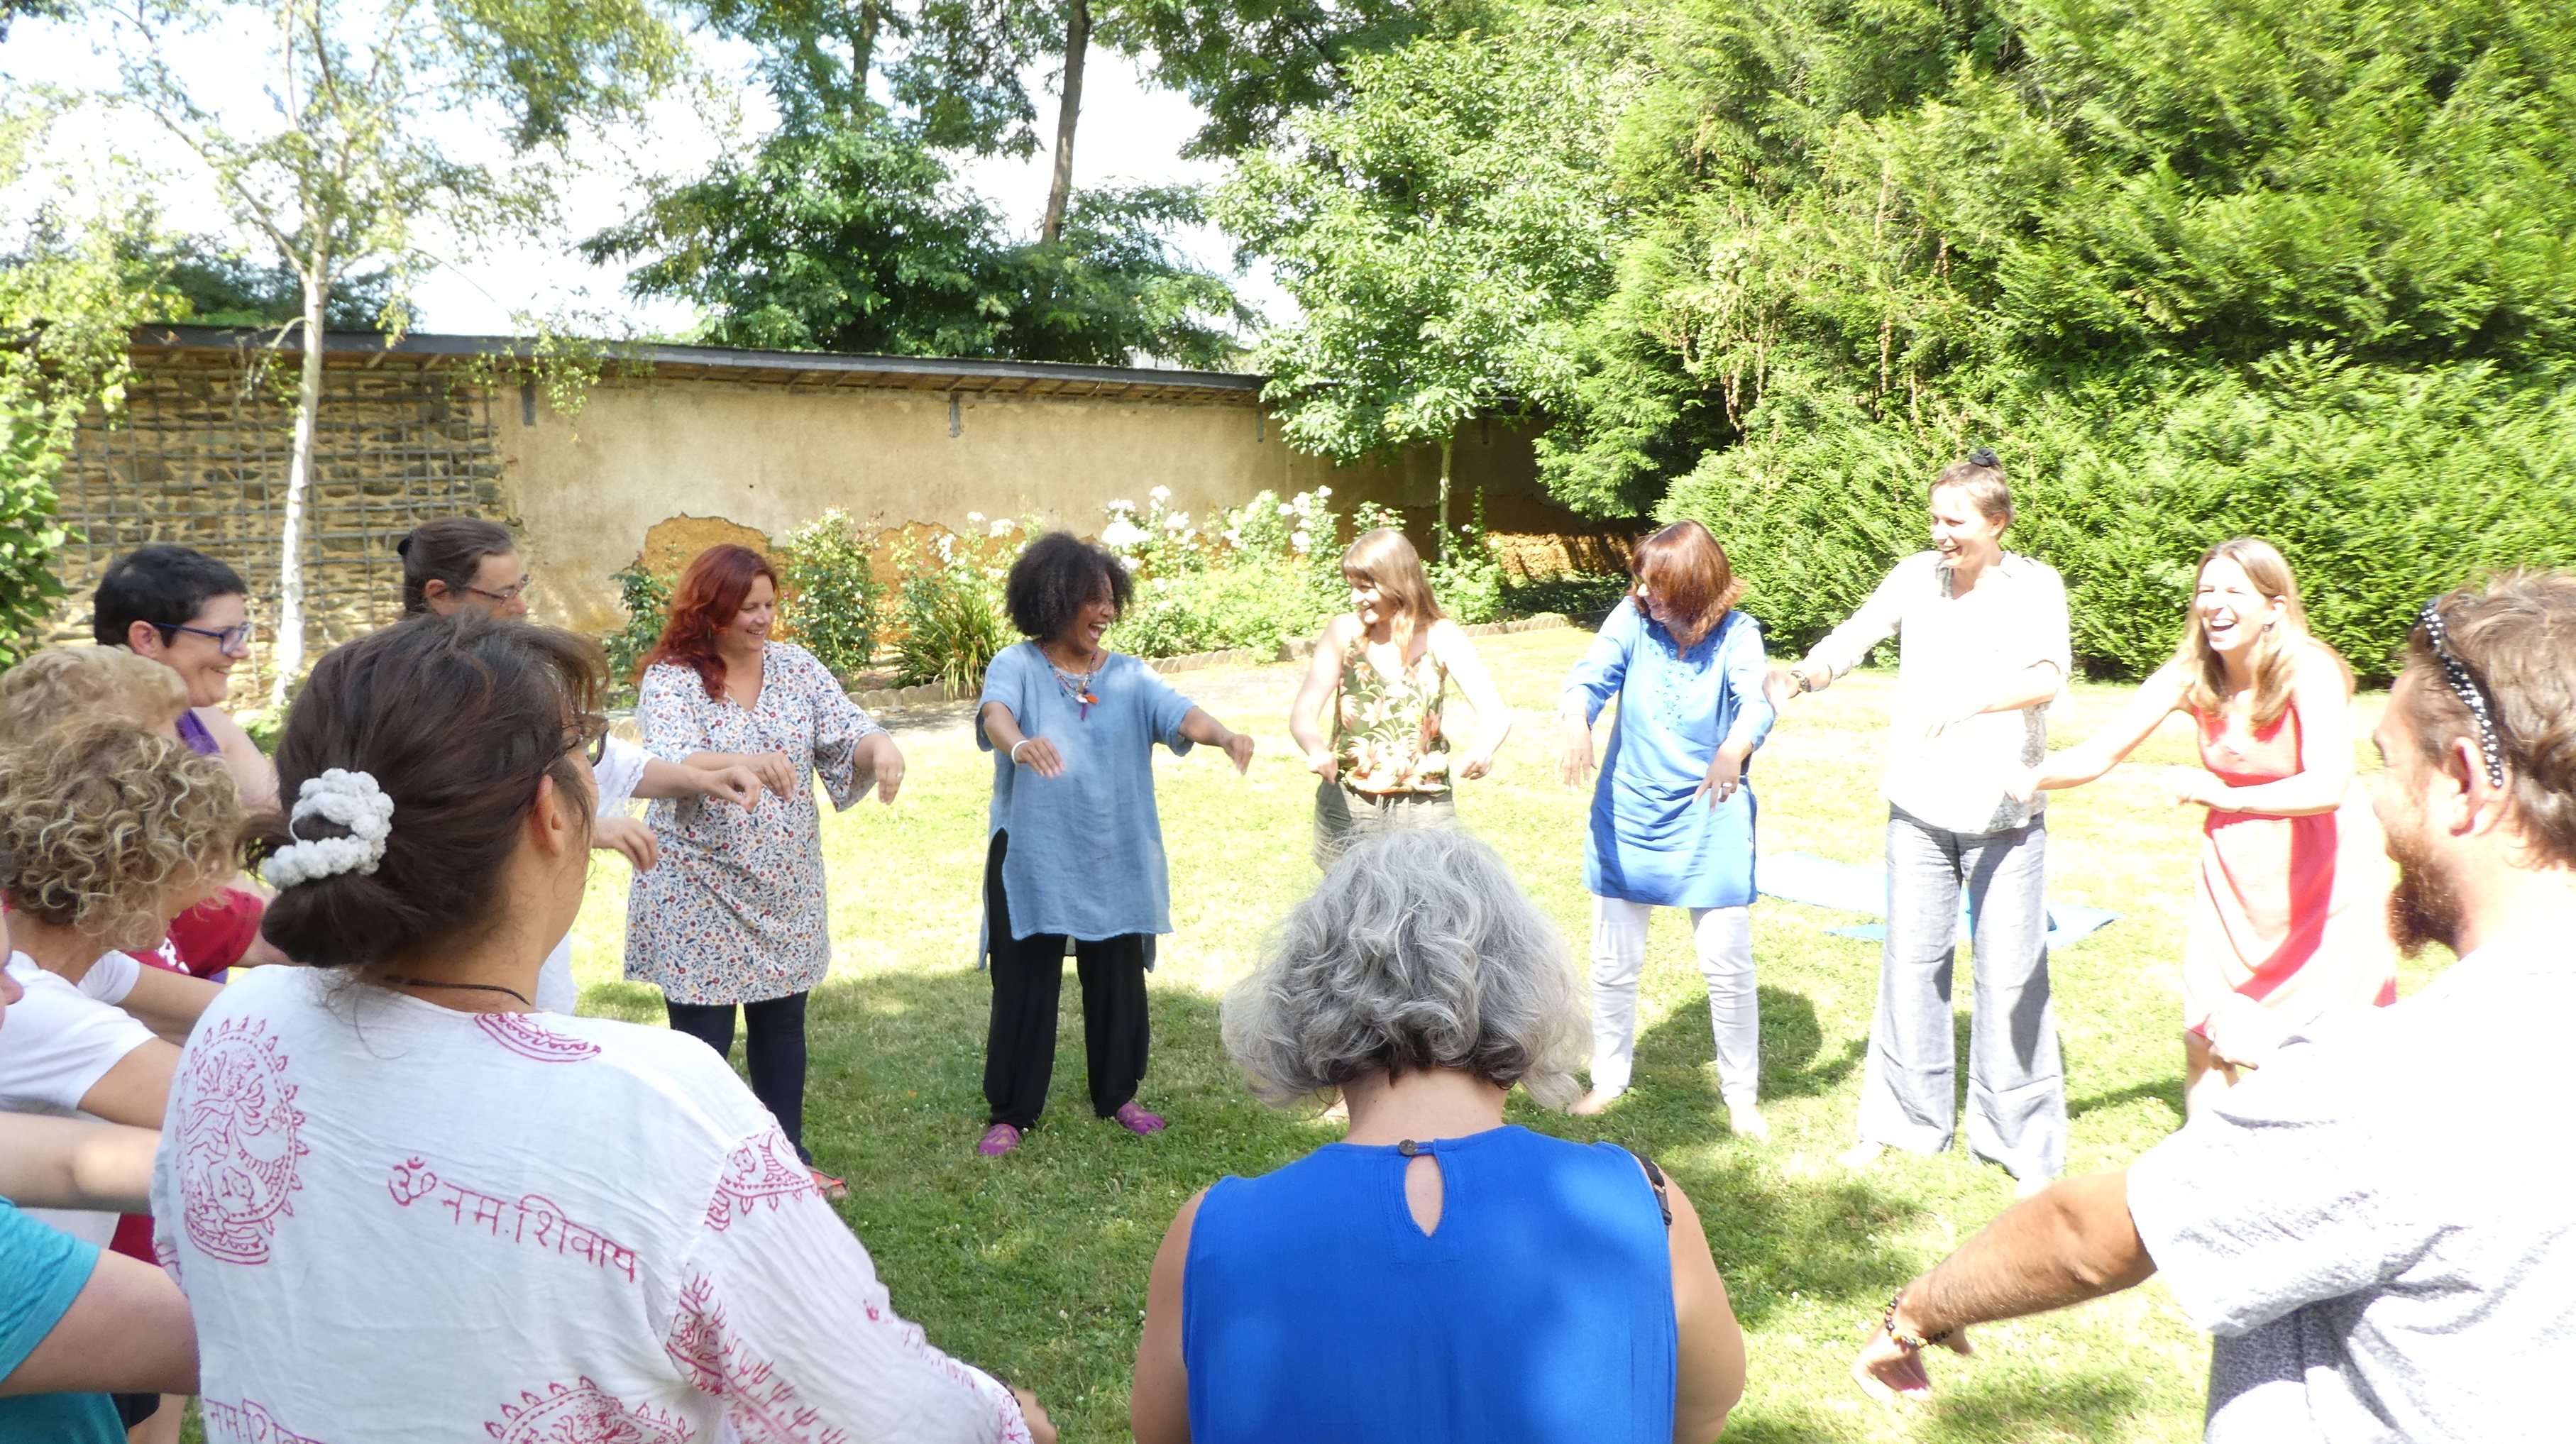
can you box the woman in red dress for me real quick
[2015,538,2396,1118]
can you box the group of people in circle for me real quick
[2,443,2568,1443]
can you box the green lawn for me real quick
[564,627,2426,1443]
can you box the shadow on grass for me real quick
[2070,1076,2184,1123]
[589,964,2084,1442]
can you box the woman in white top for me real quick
[395,517,766,1013]
[1768,449,2074,1196]
[155,612,1047,1443]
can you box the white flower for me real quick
[967,511,986,523]
[1107,498,1136,514]
[1103,519,1150,549]
[1316,486,1332,498]
[936,534,956,562]
[1277,502,1294,516]
[1292,529,1314,551]
[1150,485,1171,502]
[1223,528,1243,546]
[990,517,1015,536]
[1164,512,1191,533]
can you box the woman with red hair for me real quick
[1558,521,1777,1138]
[624,544,906,1198]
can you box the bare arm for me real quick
[0,1116,158,1212]
[632,756,764,809]
[680,751,798,799]
[1431,621,1513,780]
[1854,1171,2154,1401]
[118,966,223,1045]
[197,707,279,811]
[1289,616,1359,780]
[1665,1175,1746,1444]
[1177,707,1255,774]
[0,1250,197,1396]
[2180,651,2355,817]
[75,1040,180,1130]
[1131,1188,1204,1444]
[2020,665,2190,797]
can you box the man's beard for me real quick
[2384,821,2465,957]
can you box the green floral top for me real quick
[1333,632,1450,795]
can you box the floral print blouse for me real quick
[1331,634,1450,795]
[624,643,882,1006]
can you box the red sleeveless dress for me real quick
[2184,703,2399,1052]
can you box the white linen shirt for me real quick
[2,952,159,1247]
[1803,550,2072,834]
[536,735,652,1013]
[154,964,1029,1444]
[2127,914,2576,1442]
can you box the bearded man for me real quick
[1848,571,2576,1443]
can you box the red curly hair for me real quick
[642,544,778,699]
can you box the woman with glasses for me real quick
[154,612,1050,1444]
[626,546,905,1199]
[396,519,762,1014]
[92,546,277,811]
[2009,538,2396,1117]
[397,517,532,618]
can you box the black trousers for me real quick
[983,830,1152,1129]
[666,991,813,1162]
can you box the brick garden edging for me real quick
[847,612,1573,715]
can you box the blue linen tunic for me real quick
[1563,600,1776,908]
[0,1201,126,1444]
[977,643,1198,942]
[1182,1125,1678,1444]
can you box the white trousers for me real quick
[1588,897,1759,1106]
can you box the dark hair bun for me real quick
[256,614,605,970]
[1966,446,2000,469]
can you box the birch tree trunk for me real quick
[1040,0,1089,245]
[1436,434,1453,561]
[271,269,329,706]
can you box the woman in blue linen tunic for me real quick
[1558,521,1776,1132]
[973,532,1255,1156]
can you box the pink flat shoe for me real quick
[976,1123,1023,1157]
[1111,1101,1167,1136]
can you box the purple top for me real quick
[176,708,221,757]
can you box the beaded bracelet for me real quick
[1881,1291,1952,1352]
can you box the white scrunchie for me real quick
[260,768,397,889]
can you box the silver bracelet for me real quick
[1008,739,1033,764]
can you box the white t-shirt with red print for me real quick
[153,963,1029,1444]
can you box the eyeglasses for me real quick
[567,714,610,767]
[2414,598,2507,789]
[463,577,534,604]
[160,621,256,656]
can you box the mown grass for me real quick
[564,627,2426,1443]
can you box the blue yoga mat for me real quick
[1756,851,2120,949]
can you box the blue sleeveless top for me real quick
[1182,1125,1677,1444]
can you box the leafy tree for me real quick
[108,0,688,698]
[1216,18,1625,545]
[147,236,401,328]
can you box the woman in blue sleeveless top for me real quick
[1131,830,1744,1444]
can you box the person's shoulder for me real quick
[765,641,829,676]
[488,1011,776,1144]
[984,639,1038,680]
[2000,551,2066,586]
[193,705,254,744]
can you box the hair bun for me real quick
[1966,446,2000,470]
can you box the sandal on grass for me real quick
[1111,1101,1167,1137]
[809,1168,849,1200]
[976,1123,1023,1157]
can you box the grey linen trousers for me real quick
[1854,807,2068,1182]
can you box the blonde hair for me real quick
[2174,538,2350,727]
[0,646,189,737]
[0,720,248,948]
[1341,528,1444,648]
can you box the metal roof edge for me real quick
[126,326,1270,395]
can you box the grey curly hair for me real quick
[1221,828,1585,1110]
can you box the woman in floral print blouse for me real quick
[626,544,905,1198]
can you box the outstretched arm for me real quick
[0,1115,159,1213]
[1177,708,1255,774]
[2013,665,2189,800]
[1433,622,1514,780]
[1289,616,1358,782]
[1853,1172,2154,1402]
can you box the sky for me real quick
[1,9,1287,348]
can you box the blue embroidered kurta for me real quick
[1563,600,1775,908]
[976,643,1198,942]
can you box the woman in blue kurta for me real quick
[974,532,1255,1157]
[1558,521,1777,1137]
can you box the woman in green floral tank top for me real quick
[1288,529,1514,866]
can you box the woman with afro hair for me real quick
[973,531,1255,1157]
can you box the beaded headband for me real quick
[2413,599,2508,790]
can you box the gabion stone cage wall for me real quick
[49,358,508,699]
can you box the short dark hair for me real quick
[397,517,517,614]
[1003,531,1131,641]
[92,545,248,647]
[255,612,605,971]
